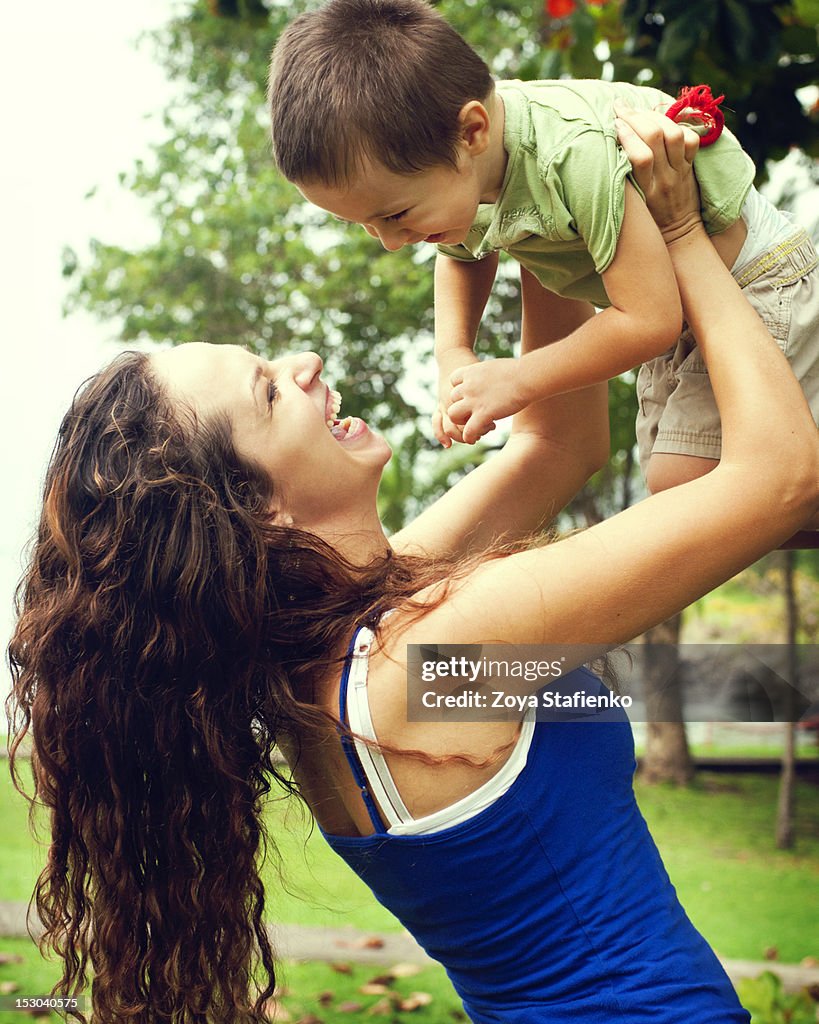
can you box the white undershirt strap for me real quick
[346,626,536,837]
[346,627,412,828]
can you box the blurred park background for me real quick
[0,0,817,1021]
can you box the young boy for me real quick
[267,0,818,499]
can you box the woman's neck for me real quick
[308,509,391,565]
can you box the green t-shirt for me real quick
[437,79,756,308]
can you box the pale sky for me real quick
[0,1,179,702]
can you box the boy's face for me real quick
[297,152,485,252]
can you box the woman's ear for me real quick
[457,99,492,156]
[270,508,295,527]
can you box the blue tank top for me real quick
[322,630,749,1023]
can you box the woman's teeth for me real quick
[326,389,358,441]
[326,389,342,428]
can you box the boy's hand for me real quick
[434,347,479,447]
[433,398,466,449]
[447,358,530,445]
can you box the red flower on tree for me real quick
[666,84,726,147]
[546,0,610,18]
[546,0,576,18]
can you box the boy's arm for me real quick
[447,182,682,443]
[433,251,499,447]
[393,268,606,558]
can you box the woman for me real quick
[8,111,818,1023]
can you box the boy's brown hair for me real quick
[268,0,493,186]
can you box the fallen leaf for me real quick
[397,991,432,1011]
[367,997,394,1016]
[317,991,335,1006]
[293,1016,324,1024]
[359,936,385,949]
[0,981,20,994]
[337,1001,363,1013]
[330,962,353,975]
[367,973,395,986]
[389,963,421,978]
[801,956,819,968]
[0,953,24,965]
[764,946,779,961]
[359,983,391,996]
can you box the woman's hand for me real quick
[614,102,703,244]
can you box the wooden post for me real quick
[775,550,799,849]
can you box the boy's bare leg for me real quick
[648,452,819,536]
[645,452,718,493]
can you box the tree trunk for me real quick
[775,550,798,849]
[639,613,695,786]
[620,447,634,512]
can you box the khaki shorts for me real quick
[636,228,819,474]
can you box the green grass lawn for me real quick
[0,940,466,1024]
[635,773,819,963]
[1,763,817,1022]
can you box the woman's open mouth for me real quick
[325,388,367,442]
[330,416,366,442]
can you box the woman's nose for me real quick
[289,351,323,389]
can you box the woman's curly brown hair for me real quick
[6,350,446,1023]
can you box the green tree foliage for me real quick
[65,0,817,527]
[541,0,818,168]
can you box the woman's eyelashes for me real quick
[385,209,408,222]
[267,379,278,406]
